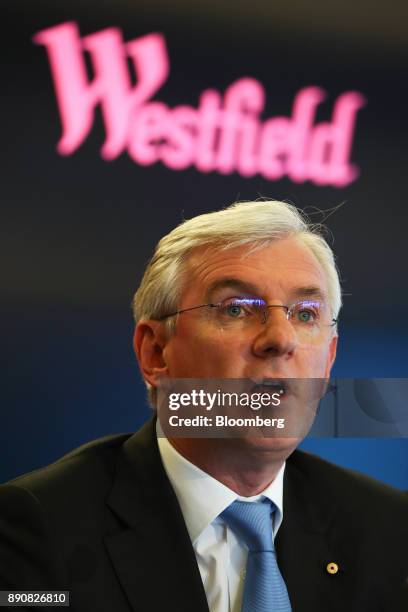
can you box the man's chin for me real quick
[231,435,301,458]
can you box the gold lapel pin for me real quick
[326,562,339,575]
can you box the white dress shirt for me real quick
[157,425,285,612]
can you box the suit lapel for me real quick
[103,423,360,612]
[104,419,209,612]
[276,452,356,612]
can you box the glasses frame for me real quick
[158,300,338,327]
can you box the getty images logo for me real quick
[34,22,366,187]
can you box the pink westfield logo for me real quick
[34,22,366,187]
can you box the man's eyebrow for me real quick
[204,280,327,303]
[291,286,326,301]
[205,278,260,301]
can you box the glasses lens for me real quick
[214,298,332,344]
[287,300,327,344]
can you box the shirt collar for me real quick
[156,422,285,544]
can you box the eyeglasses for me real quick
[158,297,337,345]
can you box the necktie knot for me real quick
[220,499,275,553]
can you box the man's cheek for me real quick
[313,350,333,378]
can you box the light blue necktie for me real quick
[221,499,292,612]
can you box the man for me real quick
[0,200,407,611]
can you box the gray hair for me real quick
[132,200,342,403]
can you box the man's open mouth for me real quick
[250,378,291,398]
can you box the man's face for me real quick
[161,236,337,383]
[136,236,337,458]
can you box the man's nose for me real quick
[252,307,298,357]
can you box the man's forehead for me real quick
[183,238,328,299]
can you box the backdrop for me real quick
[2,0,407,488]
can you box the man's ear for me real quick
[133,321,169,388]
[325,333,338,378]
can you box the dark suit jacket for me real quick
[0,418,407,611]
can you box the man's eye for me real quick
[225,303,244,317]
[291,300,322,324]
[297,310,314,323]
[219,299,253,318]
[293,305,320,323]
